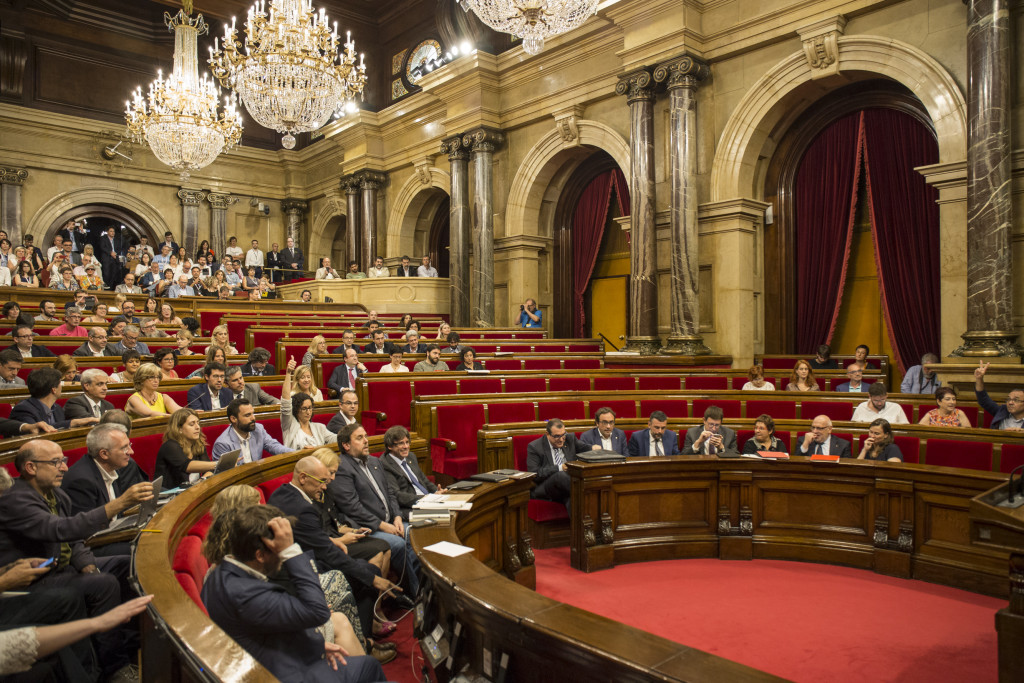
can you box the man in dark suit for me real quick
[327,389,361,433]
[361,330,397,355]
[265,242,282,283]
[185,362,234,411]
[73,327,119,357]
[681,405,739,455]
[797,415,852,458]
[379,425,439,518]
[160,231,179,256]
[63,369,116,421]
[331,423,419,603]
[526,418,595,508]
[9,324,56,357]
[835,364,871,393]
[280,236,303,279]
[224,366,279,406]
[328,349,367,396]
[99,226,122,290]
[578,407,628,455]
[241,347,276,376]
[329,330,358,354]
[60,220,90,253]
[10,368,98,430]
[628,411,680,457]
[394,255,417,277]
[201,503,386,683]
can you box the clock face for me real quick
[406,39,442,84]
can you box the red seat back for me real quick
[488,402,535,424]
[414,379,458,397]
[549,377,589,392]
[131,433,164,478]
[538,400,584,421]
[594,377,635,392]
[523,359,561,371]
[746,399,796,420]
[857,434,921,464]
[640,399,688,419]
[801,400,853,423]
[484,359,521,371]
[172,535,209,591]
[1001,444,1024,474]
[637,376,682,391]
[460,378,501,395]
[174,573,207,614]
[593,399,638,420]
[564,359,601,370]
[692,399,741,420]
[505,377,545,393]
[512,434,535,470]
[924,439,993,471]
[256,473,292,500]
[367,380,412,430]
[433,404,486,475]
[685,376,728,391]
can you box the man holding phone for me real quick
[682,405,739,455]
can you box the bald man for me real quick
[798,415,852,458]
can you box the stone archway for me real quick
[28,188,167,248]
[385,167,450,260]
[308,193,347,266]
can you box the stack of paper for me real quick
[413,493,474,511]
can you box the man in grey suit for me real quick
[327,389,361,433]
[224,366,279,406]
[63,369,116,421]
[579,407,628,455]
[379,425,441,518]
[526,418,596,508]
[681,405,739,455]
[72,327,119,357]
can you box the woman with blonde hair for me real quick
[126,362,182,417]
[289,361,323,401]
[280,358,334,450]
[154,408,215,487]
[209,324,239,355]
[435,321,451,341]
[174,329,196,356]
[186,345,226,379]
[785,360,820,392]
[52,355,80,384]
[301,335,327,366]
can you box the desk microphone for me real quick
[1007,464,1024,504]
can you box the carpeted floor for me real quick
[534,547,1002,682]
[379,604,432,683]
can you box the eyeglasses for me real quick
[341,400,359,406]
[1007,398,1024,404]
[31,457,68,467]
[302,472,327,485]
[550,433,567,440]
[298,404,314,412]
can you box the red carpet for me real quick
[535,547,1002,682]
[379,606,432,683]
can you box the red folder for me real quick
[758,451,789,459]
[810,453,840,462]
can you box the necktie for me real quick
[552,447,565,467]
[93,402,101,419]
[654,439,663,456]
[359,459,390,515]
[814,442,823,455]
[708,439,717,455]
[349,368,356,388]
[401,460,429,495]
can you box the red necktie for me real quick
[349,368,356,387]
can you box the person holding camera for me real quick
[518,298,542,328]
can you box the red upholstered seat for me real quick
[505,377,545,393]
[746,400,796,420]
[201,424,224,449]
[257,473,292,500]
[640,399,688,419]
[549,377,589,392]
[592,399,637,420]
[568,343,601,352]
[489,402,535,424]
[594,377,635,392]
[499,344,533,353]
[174,573,207,614]
[66,446,87,468]
[263,417,284,444]
[367,381,412,429]
[523,359,560,371]
[924,439,993,471]
[484,359,521,371]
[107,393,130,409]
[564,359,601,370]
[731,377,747,390]
[685,376,728,390]
[172,535,209,590]
[1001,444,1024,474]
[432,404,485,477]
[188,513,213,539]
[760,358,796,369]
[312,412,331,425]
[414,379,458,397]
[957,406,980,427]
[538,400,584,421]
[692,399,741,420]
[164,390,188,408]
[637,376,681,391]
[982,411,994,428]
[735,429,792,451]
[0,403,13,419]
[460,378,501,395]
[528,499,568,523]
[362,361,386,373]
[262,384,283,398]
[800,400,854,423]
[131,434,164,478]
[858,434,921,463]
[512,434,535,470]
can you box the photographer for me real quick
[517,298,542,328]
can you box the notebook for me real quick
[576,450,626,463]
[446,480,483,491]
[810,453,840,462]
[758,451,790,460]
[89,476,164,539]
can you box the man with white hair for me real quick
[61,423,150,519]
[167,273,194,298]
[798,415,852,458]
[64,369,116,421]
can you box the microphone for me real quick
[184,389,209,410]
[1007,464,1024,504]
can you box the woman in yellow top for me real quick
[126,362,183,418]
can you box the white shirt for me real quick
[649,433,665,456]
[851,400,909,424]
[225,246,243,258]
[741,381,776,391]
[98,463,119,504]
[244,249,264,268]
[315,267,338,280]
[601,435,613,450]
[417,265,438,277]
[801,437,831,455]
[233,427,253,463]
[17,347,31,359]
[368,266,389,278]
[209,389,222,410]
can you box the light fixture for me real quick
[460,1,598,55]
[125,1,243,182]
[208,0,367,149]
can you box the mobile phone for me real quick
[39,558,55,568]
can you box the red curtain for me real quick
[571,171,615,337]
[612,168,630,218]
[794,111,864,354]
[862,109,940,374]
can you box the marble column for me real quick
[615,67,660,354]
[654,55,712,355]
[206,192,233,259]
[341,176,362,269]
[177,188,206,258]
[441,133,472,328]
[465,127,504,327]
[281,199,308,272]
[0,167,28,242]
[953,0,1019,357]
[356,172,385,273]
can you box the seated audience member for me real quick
[741,364,774,391]
[454,347,484,371]
[527,418,595,508]
[241,346,276,376]
[180,316,201,336]
[63,369,115,421]
[112,324,150,355]
[157,303,182,327]
[798,415,852,457]
[315,257,341,279]
[140,318,169,339]
[0,440,153,681]
[81,301,108,325]
[628,411,680,457]
[107,317,127,338]
[174,329,196,356]
[139,262,161,295]
[345,260,367,279]
[742,414,788,454]
[48,307,88,337]
[299,289,313,303]
[785,360,820,392]
[395,255,416,277]
[329,330,358,355]
[400,330,422,354]
[225,366,279,406]
[379,349,408,374]
[216,283,233,300]
[366,256,389,278]
[53,355,81,384]
[108,349,141,384]
[256,276,277,299]
[61,423,149,517]
[517,298,542,328]
[291,362,324,402]
[185,362,233,411]
[852,344,877,370]
[361,330,395,355]
[76,261,103,291]
[417,256,437,277]
[241,266,259,292]
[901,353,941,394]
[153,347,179,380]
[919,387,972,427]
[155,408,217,488]
[2,301,21,320]
[405,320,421,333]
[327,350,368,393]
[364,320,381,337]
[187,346,228,379]
[851,382,909,424]
[579,407,628,455]
[331,424,419,605]
[974,361,1024,430]
[154,268,176,298]
[209,324,239,355]
[200,506,387,683]
[125,363,182,418]
[682,405,738,455]
[115,272,142,294]
[859,418,903,462]
[302,335,328,366]
[11,324,56,357]
[809,344,839,370]
[73,327,118,357]
[413,344,449,373]
[35,299,60,322]
[434,321,451,341]
[444,331,464,354]
[11,368,97,429]
[211,398,291,463]
[380,426,441,518]
[0,348,26,388]
[281,359,335,450]
[835,364,871,392]
[328,390,361,433]
[120,300,142,325]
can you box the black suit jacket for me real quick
[327,364,364,394]
[99,235,121,264]
[326,412,356,434]
[361,341,397,355]
[60,455,148,516]
[240,362,276,377]
[10,397,71,429]
[266,251,282,269]
[72,341,119,357]
[799,435,853,458]
[395,266,417,277]
[7,344,55,358]
[0,480,108,569]
[381,452,437,518]
[328,454,400,532]
[329,344,356,355]
[526,434,590,484]
[280,247,304,271]
[62,394,115,420]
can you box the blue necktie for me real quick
[401,459,428,495]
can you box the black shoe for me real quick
[389,593,415,610]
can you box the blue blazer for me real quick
[627,428,679,458]
[10,397,71,429]
[977,389,1017,429]
[185,384,235,412]
[835,381,871,393]
[578,426,628,455]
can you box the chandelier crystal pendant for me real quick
[125,2,243,182]
[461,0,599,55]
[208,0,367,149]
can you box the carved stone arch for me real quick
[28,188,168,248]
[308,194,348,266]
[385,167,450,259]
[710,34,967,202]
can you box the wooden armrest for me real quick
[430,437,456,451]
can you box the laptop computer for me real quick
[89,476,164,539]
[214,448,241,474]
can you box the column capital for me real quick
[340,175,361,194]
[0,167,28,185]
[281,198,308,215]
[463,127,504,154]
[206,192,235,210]
[177,188,206,206]
[440,134,471,162]
[355,170,387,191]
[653,54,710,90]
[615,67,656,103]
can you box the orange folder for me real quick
[758,451,789,459]
[810,453,840,462]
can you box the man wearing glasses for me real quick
[224,366,279,406]
[526,418,598,509]
[73,327,118,357]
[10,368,98,430]
[327,389,361,432]
[975,361,1024,430]
[47,307,88,338]
[211,398,291,464]
[9,324,56,357]
[112,324,150,355]
[0,439,154,682]
[579,407,628,455]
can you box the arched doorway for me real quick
[427,196,450,277]
[322,215,347,271]
[42,204,158,255]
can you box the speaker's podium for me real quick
[970,475,1024,683]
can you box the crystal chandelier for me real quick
[125,2,243,182]
[461,0,599,55]
[208,0,367,149]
